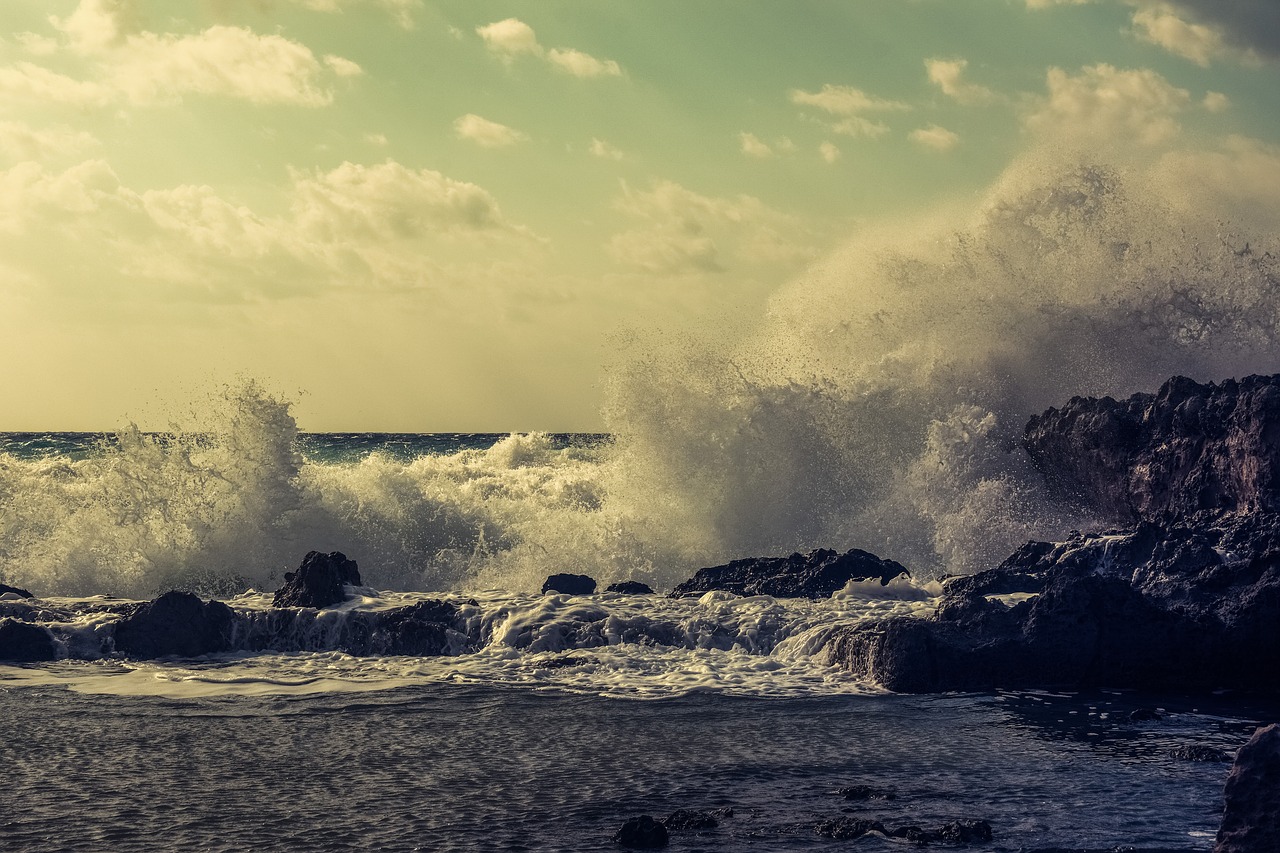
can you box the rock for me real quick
[671,547,909,600]
[614,815,668,849]
[606,581,654,595]
[886,825,932,844]
[114,591,234,658]
[272,551,363,609]
[934,819,994,843]
[0,583,34,599]
[541,573,597,595]
[1025,374,1280,524]
[1216,724,1280,853]
[1127,708,1165,722]
[814,817,886,840]
[839,785,897,801]
[663,809,718,831]
[0,617,57,661]
[1171,745,1232,762]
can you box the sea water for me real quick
[4,163,1280,849]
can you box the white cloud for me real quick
[909,125,961,151]
[1024,0,1095,6]
[453,114,528,148]
[0,61,113,107]
[1202,91,1230,113]
[740,132,773,159]
[925,58,998,105]
[323,55,364,78]
[819,141,841,164]
[1025,64,1191,146]
[15,33,60,56]
[0,121,99,162]
[291,0,421,30]
[477,18,622,78]
[589,138,624,161]
[1131,5,1229,66]
[789,84,908,139]
[364,132,389,146]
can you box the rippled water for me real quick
[0,681,1266,852]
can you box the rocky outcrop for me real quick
[114,591,235,658]
[614,815,667,848]
[0,583,34,599]
[671,548,908,600]
[663,809,718,831]
[1025,374,1280,524]
[0,617,57,661]
[606,581,654,595]
[272,551,363,609]
[542,573,597,595]
[1216,724,1280,853]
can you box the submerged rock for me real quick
[1171,745,1233,763]
[814,817,886,840]
[272,551,363,609]
[671,547,908,600]
[0,617,57,661]
[1216,724,1280,853]
[0,583,34,599]
[606,581,654,595]
[542,573,597,595]
[614,815,668,849]
[839,785,897,801]
[114,591,234,658]
[663,809,718,831]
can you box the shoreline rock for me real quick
[1216,724,1280,853]
[272,551,363,609]
[671,547,908,600]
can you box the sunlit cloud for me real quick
[789,84,908,139]
[1025,63,1191,146]
[909,125,961,151]
[476,18,622,78]
[925,58,998,105]
[453,114,528,148]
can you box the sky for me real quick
[1,0,1278,431]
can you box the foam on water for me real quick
[1,162,1278,599]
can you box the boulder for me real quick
[1217,724,1280,853]
[272,551,363,609]
[0,583,34,599]
[663,809,718,831]
[114,591,234,658]
[614,815,667,849]
[541,573,597,595]
[671,548,908,599]
[0,617,57,661]
[814,817,886,840]
[606,581,654,595]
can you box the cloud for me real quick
[1154,0,1280,62]
[789,84,908,139]
[589,138,624,160]
[290,0,422,30]
[1024,63,1191,146]
[909,125,961,151]
[1130,5,1230,66]
[453,114,528,148]
[609,180,825,276]
[0,121,100,162]
[925,58,998,105]
[0,1,359,108]
[819,141,841,164]
[740,132,774,159]
[476,18,622,78]
[1202,91,1230,113]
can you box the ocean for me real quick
[4,165,1280,850]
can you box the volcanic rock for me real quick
[671,548,908,600]
[0,617,57,661]
[0,583,34,599]
[541,573,597,595]
[614,815,668,848]
[1216,724,1280,853]
[114,591,234,658]
[606,581,655,595]
[272,551,363,609]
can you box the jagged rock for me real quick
[1216,724,1280,853]
[663,809,718,831]
[541,573,597,595]
[814,817,886,840]
[272,551,363,609]
[614,815,668,848]
[671,548,908,600]
[114,591,234,658]
[839,785,896,801]
[0,617,57,661]
[934,819,994,843]
[0,583,34,599]
[607,581,654,595]
[1026,374,1280,524]
[1171,745,1232,762]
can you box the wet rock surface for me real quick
[606,581,654,595]
[614,815,668,848]
[272,550,363,609]
[1216,724,1280,853]
[671,547,908,599]
[0,583,34,599]
[541,573,597,595]
[114,591,235,658]
[0,617,57,661]
[663,809,718,831]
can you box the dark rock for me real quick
[934,819,994,843]
[614,815,668,849]
[0,583,34,599]
[671,547,909,600]
[541,573,597,595]
[887,825,932,844]
[1026,374,1280,524]
[710,807,734,819]
[1216,724,1280,853]
[606,581,654,595]
[531,655,592,669]
[272,551,362,609]
[1171,745,1232,762]
[0,617,57,661]
[663,809,718,831]
[371,600,458,655]
[814,817,886,840]
[114,591,234,658]
[839,785,897,801]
